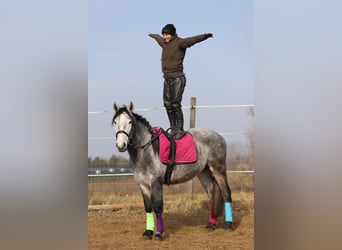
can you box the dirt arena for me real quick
[88,173,254,249]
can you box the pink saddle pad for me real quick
[153,127,197,164]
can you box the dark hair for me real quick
[161,24,176,35]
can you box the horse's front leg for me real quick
[139,184,155,240]
[151,179,164,240]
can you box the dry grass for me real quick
[88,191,254,216]
[88,191,143,205]
[88,172,253,201]
[88,173,254,220]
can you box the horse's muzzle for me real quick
[116,142,127,152]
[116,130,130,152]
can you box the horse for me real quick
[112,101,233,240]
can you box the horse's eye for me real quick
[113,121,116,125]
[128,121,132,124]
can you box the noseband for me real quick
[115,130,130,139]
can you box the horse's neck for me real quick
[128,122,152,161]
[129,120,151,147]
[138,124,150,140]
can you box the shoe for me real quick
[173,130,185,140]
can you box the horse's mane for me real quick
[133,112,159,154]
[132,112,154,134]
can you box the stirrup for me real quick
[165,128,173,138]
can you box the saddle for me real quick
[152,127,197,164]
[152,127,197,185]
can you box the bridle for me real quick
[115,115,161,150]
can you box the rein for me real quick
[129,130,161,150]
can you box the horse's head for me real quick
[112,101,134,152]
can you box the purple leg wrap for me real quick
[209,202,218,224]
[156,212,164,233]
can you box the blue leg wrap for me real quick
[225,202,233,222]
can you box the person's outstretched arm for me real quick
[182,33,213,48]
[148,34,164,47]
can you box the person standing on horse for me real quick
[149,24,213,139]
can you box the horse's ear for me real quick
[113,102,119,112]
[129,101,134,112]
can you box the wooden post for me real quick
[189,97,196,129]
[188,97,196,200]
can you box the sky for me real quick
[88,0,254,158]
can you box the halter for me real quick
[115,115,161,150]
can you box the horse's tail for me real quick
[211,178,224,218]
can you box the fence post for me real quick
[188,97,196,200]
[189,97,196,129]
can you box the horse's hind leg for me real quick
[208,164,233,230]
[197,167,219,230]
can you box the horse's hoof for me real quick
[142,230,154,240]
[154,232,163,240]
[205,222,216,230]
[224,222,233,231]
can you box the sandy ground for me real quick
[88,192,254,249]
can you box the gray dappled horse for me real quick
[112,102,233,240]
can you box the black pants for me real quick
[163,75,186,133]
